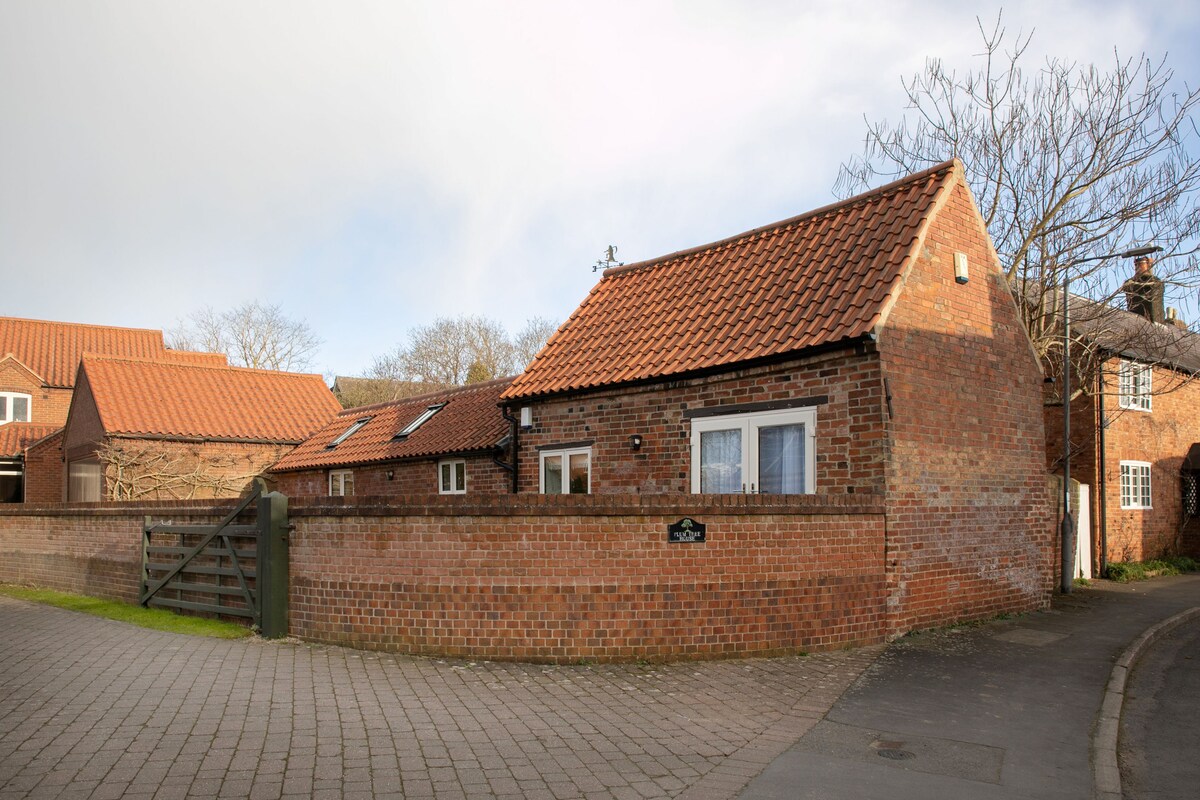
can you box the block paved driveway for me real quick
[0,598,878,800]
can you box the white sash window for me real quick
[691,407,816,494]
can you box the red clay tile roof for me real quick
[0,316,226,388]
[79,356,340,443]
[271,378,513,472]
[502,160,960,400]
[0,423,63,459]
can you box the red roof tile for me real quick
[272,378,512,472]
[0,316,226,388]
[0,423,63,458]
[502,161,959,400]
[79,356,340,443]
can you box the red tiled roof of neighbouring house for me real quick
[78,356,341,443]
[271,378,513,472]
[502,160,961,400]
[0,316,226,387]
[0,423,63,459]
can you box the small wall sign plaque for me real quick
[668,517,706,543]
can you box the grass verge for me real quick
[0,584,252,639]
[1105,556,1199,583]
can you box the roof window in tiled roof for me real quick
[393,403,446,441]
[326,416,373,450]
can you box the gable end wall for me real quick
[878,179,1054,635]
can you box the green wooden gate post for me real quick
[257,490,290,639]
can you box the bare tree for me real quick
[835,14,1200,394]
[513,316,561,369]
[168,301,322,372]
[368,316,512,387]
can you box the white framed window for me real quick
[540,447,590,494]
[1118,361,1152,412]
[1120,461,1152,509]
[691,407,816,494]
[439,459,466,494]
[0,392,31,425]
[329,469,354,497]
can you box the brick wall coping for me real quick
[0,492,885,518]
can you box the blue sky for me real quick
[3,0,1198,377]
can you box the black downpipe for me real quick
[1097,383,1109,577]
[498,405,519,494]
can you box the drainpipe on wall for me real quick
[500,405,519,494]
[1097,382,1109,577]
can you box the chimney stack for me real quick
[1122,256,1165,323]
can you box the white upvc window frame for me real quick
[690,407,817,495]
[1119,461,1152,509]
[438,459,467,494]
[539,447,591,494]
[0,392,32,425]
[1118,360,1152,412]
[329,469,354,497]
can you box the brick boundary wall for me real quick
[0,494,888,663]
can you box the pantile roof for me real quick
[0,316,225,387]
[78,356,340,443]
[272,378,513,472]
[503,160,960,400]
[0,424,62,459]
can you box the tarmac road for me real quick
[1119,615,1200,799]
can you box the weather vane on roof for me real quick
[592,244,623,272]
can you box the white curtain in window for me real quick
[700,428,742,493]
[544,454,563,493]
[758,423,804,494]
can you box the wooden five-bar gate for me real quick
[140,481,289,637]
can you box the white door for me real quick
[1076,484,1093,580]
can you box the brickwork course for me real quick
[0,597,879,800]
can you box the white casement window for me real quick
[329,470,354,497]
[540,447,590,494]
[1118,361,1152,412]
[691,407,816,494]
[1120,461,1152,509]
[0,392,31,425]
[439,459,466,494]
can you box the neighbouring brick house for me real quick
[271,378,514,497]
[1041,259,1200,568]
[60,355,340,501]
[0,316,226,502]
[501,159,1054,633]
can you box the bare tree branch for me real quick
[168,301,321,371]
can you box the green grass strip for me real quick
[1105,556,1199,583]
[0,584,252,639]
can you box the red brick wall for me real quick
[22,430,64,504]
[877,179,1054,634]
[0,501,235,603]
[513,350,887,496]
[272,454,510,498]
[1094,360,1200,562]
[0,360,72,426]
[62,369,104,462]
[0,494,887,662]
[92,439,294,500]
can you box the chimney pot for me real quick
[1135,255,1154,275]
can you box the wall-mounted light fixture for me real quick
[519,407,533,429]
[629,434,643,450]
[386,470,395,481]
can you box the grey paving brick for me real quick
[0,596,876,799]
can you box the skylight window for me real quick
[326,417,372,449]
[393,403,446,440]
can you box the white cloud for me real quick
[1,0,1196,374]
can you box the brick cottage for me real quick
[0,315,227,503]
[500,158,1053,634]
[1040,259,1200,569]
